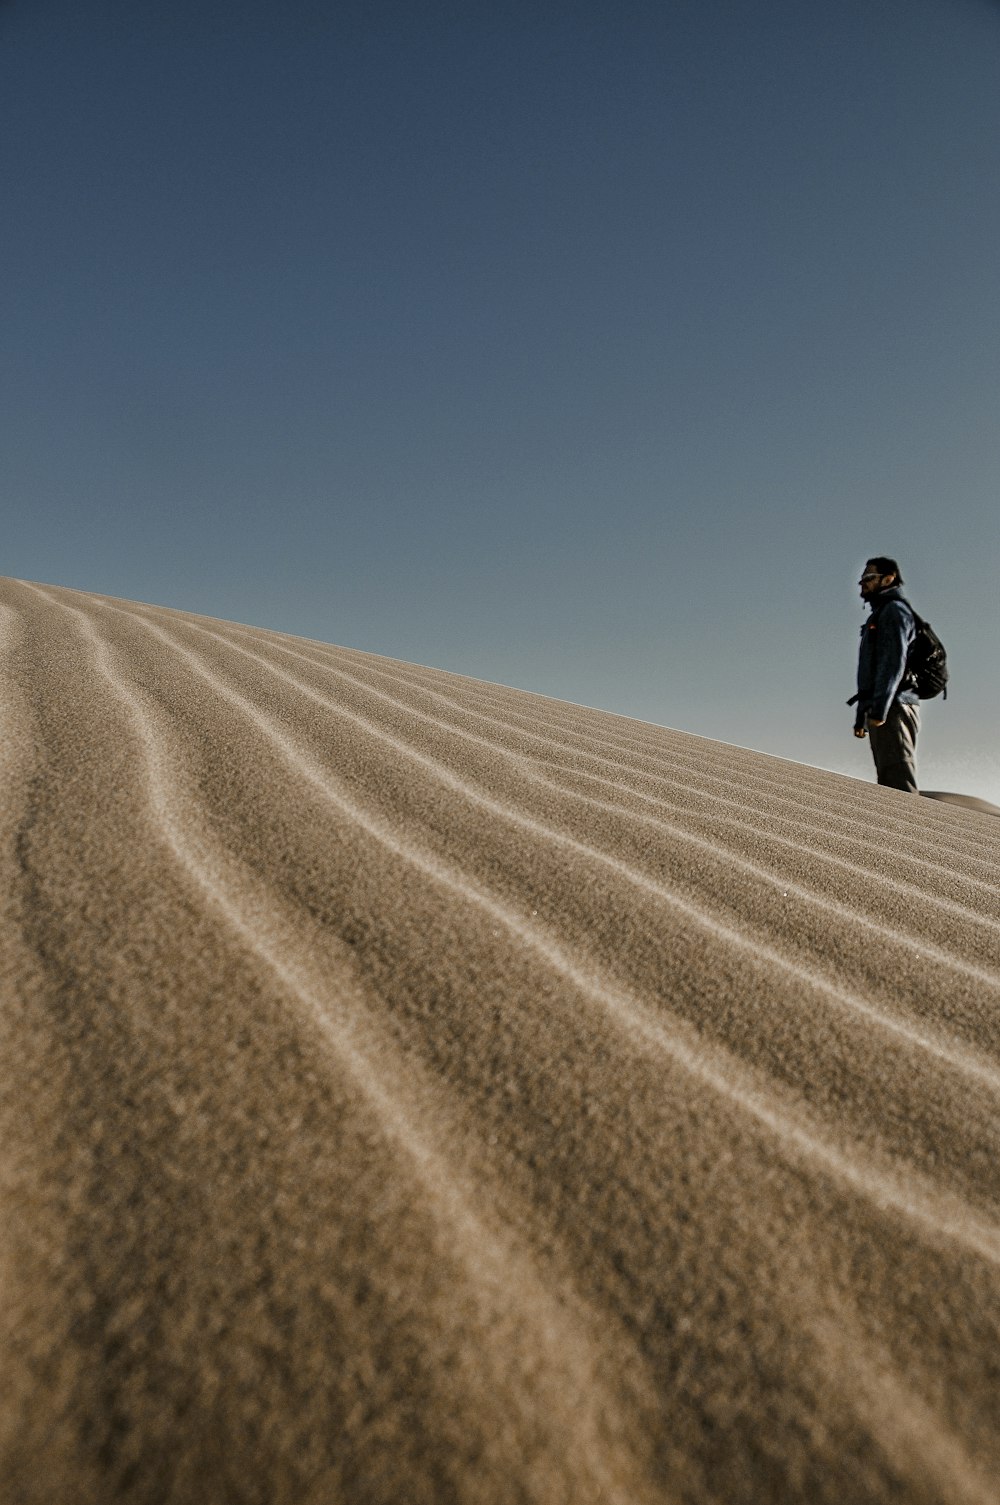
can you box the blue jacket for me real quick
[855,586,919,727]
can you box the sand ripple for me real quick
[3,579,999,1505]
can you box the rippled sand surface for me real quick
[2,579,999,1505]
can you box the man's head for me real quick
[859,556,904,602]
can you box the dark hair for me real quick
[865,556,904,585]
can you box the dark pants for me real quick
[868,703,920,792]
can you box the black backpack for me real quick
[901,601,949,700]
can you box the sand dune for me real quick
[2,579,999,1505]
[923,792,1000,819]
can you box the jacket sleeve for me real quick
[871,603,915,721]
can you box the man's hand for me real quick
[854,727,867,738]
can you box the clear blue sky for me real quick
[4,0,999,798]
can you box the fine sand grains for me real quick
[2,577,999,1505]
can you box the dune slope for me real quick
[2,579,999,1505]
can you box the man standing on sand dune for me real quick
[852,557,920,793]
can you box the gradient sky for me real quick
[4,0,999,800]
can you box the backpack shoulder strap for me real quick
[878,595,921,631]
